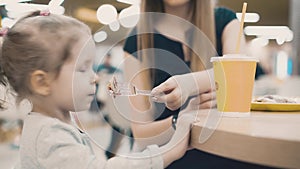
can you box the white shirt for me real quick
[18,112,163,169]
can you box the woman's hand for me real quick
[161,112,196,167]
[151,70,215,111]
[151,74,198,111]
[185,90,217,112]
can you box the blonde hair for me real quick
[138,0,216,72]
[0,11,91,103]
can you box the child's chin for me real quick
[73,98,93,111]
[73,104,90,112]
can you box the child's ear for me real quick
[30,70,52,96]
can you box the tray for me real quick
[251,102,300,112]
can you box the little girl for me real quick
[0,11,194,169]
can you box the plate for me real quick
[251,102,300,112]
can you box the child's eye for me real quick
[77,60,93,73]
[77,66,87,72]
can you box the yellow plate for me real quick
[251,102,300,112]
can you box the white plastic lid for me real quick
[210,54,259,62]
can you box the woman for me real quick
[123,0,264,168]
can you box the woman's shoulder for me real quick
[214,7,236,19]
[123,28,138,54]
[214,7,237,33]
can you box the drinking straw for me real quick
[235,2,247,53]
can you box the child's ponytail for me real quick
[0,27,8,86]
[0,65,6,86]
[0,27,8,109]
[0,67,7,109]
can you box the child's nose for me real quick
[90,74,99,84]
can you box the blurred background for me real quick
[0,0,299,168]
[1,0,295,76]
[0,0,299,78]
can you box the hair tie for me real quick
[0,27,9,37]
[40,10,50,16]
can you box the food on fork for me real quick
[107,76,138,97]
[253,95,298,103]
[107,75,155,98]
[107,76,120,97]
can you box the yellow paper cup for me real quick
[211,55,258,117]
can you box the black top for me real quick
[124,7,236,58]
[124,7,237,121]
[123,7,270,169]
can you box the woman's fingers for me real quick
[151,77,177,96]
[188,91,217,110]
[200,91,216,103]
[152,81,186,110]
[199,99,217,109]
[153,88,186,111]
[151,78,177,103]
[190,91,216,104]
[164,89,184,110]
[166,99,182,111]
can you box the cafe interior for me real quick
[0,0,300,168]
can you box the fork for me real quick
[107,77,152,97]
[117,82,152,96]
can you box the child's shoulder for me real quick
[24,112,72,130]
[20,113,95,168]
[22,113,82,145]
